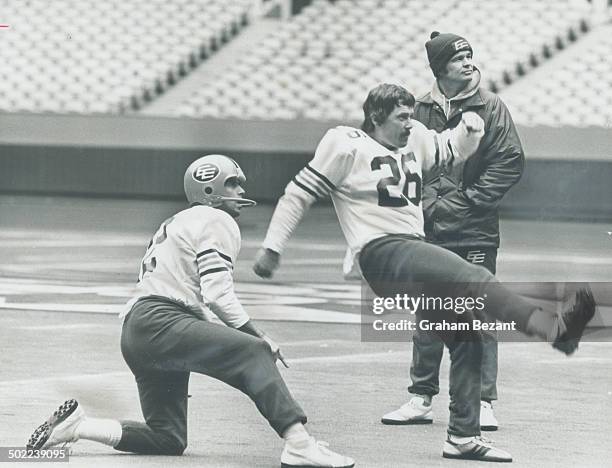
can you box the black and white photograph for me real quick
[0,0,611,467]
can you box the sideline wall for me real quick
[0,114,610,221]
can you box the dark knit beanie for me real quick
[425,31,472,75]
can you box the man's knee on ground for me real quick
[155,433,187,455]
[114,422,187,455]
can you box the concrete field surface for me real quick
[0,195,611,468]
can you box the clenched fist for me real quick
[253,248,280,278]
[461,111,484,134]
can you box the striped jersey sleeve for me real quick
[262,128,354,254]
[195,212,249,328]
[196,248,234,277]
[292,163,337,200]
[291,128,354,201]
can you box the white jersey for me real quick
[263,120,482,260]
[123,205,249,328]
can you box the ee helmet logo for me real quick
[193,163,219,182]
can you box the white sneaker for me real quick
[281,436,355,468]
[480,401,499,431]
[26,399,84,450]
[443,435,512,462]
[381,396,433,425]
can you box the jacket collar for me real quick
[417,66,485,115]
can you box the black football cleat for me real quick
[553,287,596,355]
[26,399,83,450]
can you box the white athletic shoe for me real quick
[480,401,499,431]
[280,436,355,468]
[26,399,84,450]
[443,435,512,462]
[381,396,433,425]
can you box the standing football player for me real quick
[381,31,525,432]
[26,155,355,468]
[253,83,595,462]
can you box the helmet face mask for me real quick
[184,154,256,209]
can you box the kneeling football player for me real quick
[26,154,354,468]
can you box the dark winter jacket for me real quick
[414,68,524,248]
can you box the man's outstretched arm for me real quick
[254,128,353,278]
[253,177,318,278]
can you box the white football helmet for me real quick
[184,154,256,207]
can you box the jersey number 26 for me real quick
[371,153,422,207]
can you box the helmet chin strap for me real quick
[222,197,257,207]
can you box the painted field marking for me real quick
[4,246,612,267]
[0,371,132,387]
[0,351,405,387]
[13,323,116,331]
[0,302,126,314]
[0,302,361,323]
[536,356,612,365]
[0,239,145,248]
[499,252,612,266]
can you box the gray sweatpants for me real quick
[409,246,499,402]
[116,296,306,455]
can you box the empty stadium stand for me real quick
[0,0,254,114]
[169,0,593,123]
[0,0,607,129]
[500,23,612,127]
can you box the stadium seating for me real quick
[0,0,602,127]
[173,0,592,122]
[0,0,253,114]
[500,24,612,128]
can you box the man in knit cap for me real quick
[381,30,525,451]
